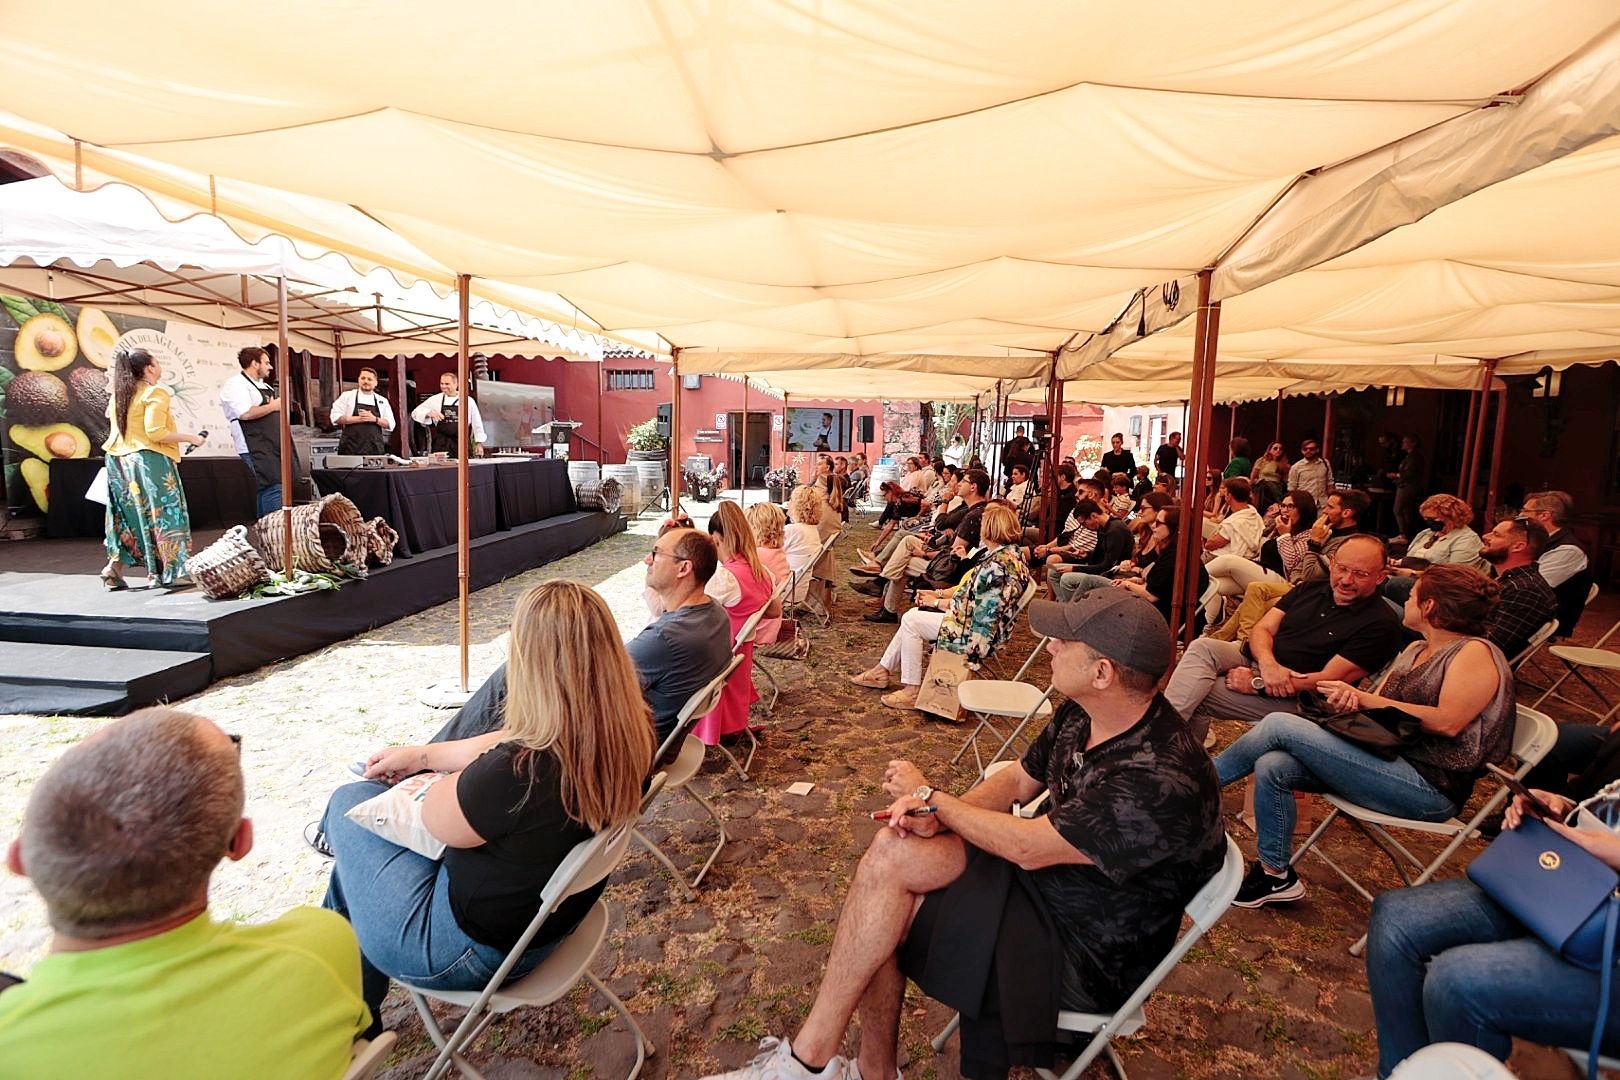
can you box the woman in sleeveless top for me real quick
[693,502,778,745]
[1213,564,1514,908]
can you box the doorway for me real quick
[729,411,773,488]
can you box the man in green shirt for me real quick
[1,707,370,1079]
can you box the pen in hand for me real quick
[870,806,938,821]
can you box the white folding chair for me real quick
[931,836,1244,1080]
[950,628,1053,777]
[632,656,743,899]
[1291,705,1558,956]
[973,579,1042,680]
[1519,583,1602,690]
[1508,618,1560,672]
[409,786,666,1080]
[341,1032,397,1080]
[1534,609,1620,727]
[786,528,844,628]
[744,579,790,714]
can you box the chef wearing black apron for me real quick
[219,346,290,518]
[410,371,486,458]
[330,367,395,456]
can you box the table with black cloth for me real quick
[311,458,573,558]
[45,456,257,538]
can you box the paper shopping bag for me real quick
[915,647,972,721]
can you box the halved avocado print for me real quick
[19,457,49,512]
[76,307,117,369]
[15,313,78,371]
[11,422,90,460]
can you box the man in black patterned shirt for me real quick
[701,591,1224,1080]
[1479,516,1557,660]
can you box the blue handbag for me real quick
[1467,816,1620,1078]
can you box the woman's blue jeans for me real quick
[1367,878,1620,1077]
[1213,712,1456,870]
[320,781,554,1034]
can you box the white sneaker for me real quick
[701,1036,848,1080]
[847,1062,902,1080]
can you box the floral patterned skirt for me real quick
[104,450,192,585]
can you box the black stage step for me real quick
[0,509,625,715]
[0,641,211,716]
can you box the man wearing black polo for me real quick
[1164,534,1405,745]
[1050,500,1133,602]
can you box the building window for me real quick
[607,369,657,391]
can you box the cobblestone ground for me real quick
[1,504,1606,1079]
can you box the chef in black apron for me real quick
[410,371,486,458]
[330,366,395,456]
[220,346,292,518]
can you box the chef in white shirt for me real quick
[410,372,485,457]
[218,345,284,517]
[328,367,396,456]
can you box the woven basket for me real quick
[362,517,398,566]
[251,494,370,574]
[190,525,272,600]
[574,477,622,513]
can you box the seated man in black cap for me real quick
[700,591,1226,1080]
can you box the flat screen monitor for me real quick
[785,407,852,452]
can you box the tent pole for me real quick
[1274,389,1285,446]
[1458,384,1481,498]
[670,347,683,519]
[1463,359,1498,503]
[596,359,605,464]
[456,274,472,693]
[990,380,1004,481]
[1171,270,1219,650]
[276,275,293,576]
[741,376,749,506]
[390,354,408,457]
[1321,395,1335,467]
[970,394,981,458]
[1485,383,1509,522]
[1045,365,1066,538]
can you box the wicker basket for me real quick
[362,517,398,566]
[190,525,273,600]
[574,477,622,513]
[251,494,370,574]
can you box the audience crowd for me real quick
[1,432,1610,1080]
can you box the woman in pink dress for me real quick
[693,501,777,745]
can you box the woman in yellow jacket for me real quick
[101,347,205,589]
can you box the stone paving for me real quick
[1,503,1608,1079]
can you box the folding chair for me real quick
[1290,705,1558,956]
[712,635,762,782]
[632,656,743,899]
[1534,610,1620,727]
[1509,617,1560,672]
[931,836,1244,1080]
[1519,583,1602,690]
[787,528,844,628]
[737,579,788,714]
[409,781,666,1080]
[950,627,1052,773]
[342,1033,397,1080]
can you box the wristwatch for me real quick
[913,784,934,803]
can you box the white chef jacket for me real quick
[329,390,397,432]
[219,372,275,456]
[410,393,486,445]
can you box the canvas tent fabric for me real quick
[3,1,1618,379]
[0,177,606,361]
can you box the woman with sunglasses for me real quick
[1200,489,1317,625]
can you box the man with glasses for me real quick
[1287,438,1333,503]
[2,708,370,1076]
[1521,490,1594,637]
[429,528,732,747]
[1165,535,1405,745]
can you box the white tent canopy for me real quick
[4,0,1619,390]
[0,177,606,361]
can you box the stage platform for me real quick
[0,509,625,716]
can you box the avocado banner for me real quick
[0,296,255,514]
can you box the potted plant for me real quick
[625,418,668,462]
[764,465,798,504]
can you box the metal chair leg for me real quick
[585,970,655,1080]
[632,826,698,901]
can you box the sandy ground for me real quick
[1,506,1607,1079]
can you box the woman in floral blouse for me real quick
[848,502,1032,710]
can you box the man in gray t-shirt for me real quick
[433,528,733,746]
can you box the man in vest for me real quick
[1522,490,1593,636]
